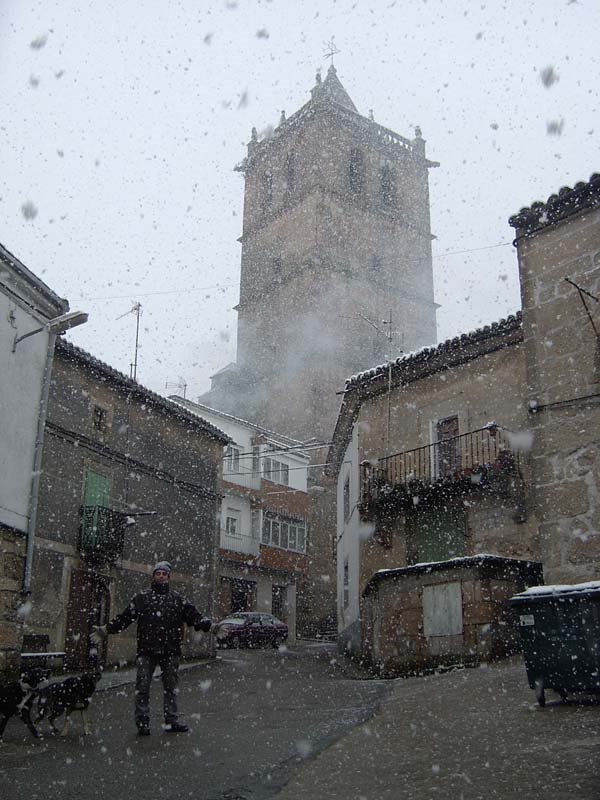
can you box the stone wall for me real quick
[25,343,225,669]
[362,557,543,676]
[514,202,600,583]
[0,530,25,678]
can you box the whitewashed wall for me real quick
[0,291,49,532]
[220,493,258,555]
[336,423,361,651]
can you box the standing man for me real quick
[91,561,216,736]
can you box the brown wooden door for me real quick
[64,569,110,671]
[436,415,459,476]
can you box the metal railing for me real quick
[79,505,128,564]
[361,426,519,505]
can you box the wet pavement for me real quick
[278,656,600,800]
[0,641,388,800]
[1,644,599,799]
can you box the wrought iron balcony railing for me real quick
[360,425,521,517]
[79,505,128,564]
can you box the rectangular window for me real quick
[288,524,297,550]
[343,558,349,609]
[252,445,261,475]
[225,516,238,536]
[271,521,280,547]
[251,509,261,539]
[297,522,306,553]
[280,521,289,549]
[343,475,351,522]
[225,446,241,474]
[92,405,108,439]
[261,515,270,545]
[263,457,272,481]
[280,463,289,486]
[260,513,306,552]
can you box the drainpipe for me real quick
[22,331,58,596]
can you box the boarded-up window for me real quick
[423,582,463,637]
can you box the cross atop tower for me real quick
[323,37,340,67]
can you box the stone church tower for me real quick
[202,65,438,441]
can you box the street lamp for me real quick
[12,310,88,352]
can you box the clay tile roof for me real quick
[56,339,231,444]
[344,311,522,392]
[509,172,600,236]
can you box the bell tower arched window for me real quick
[348,148,364,196]
[380,165,396,207]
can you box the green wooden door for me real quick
[84,469,109,508]
[82,470,110,551]
[409,510,466,564]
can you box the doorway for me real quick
[64,569,110,671]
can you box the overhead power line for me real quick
[69,242,512,305]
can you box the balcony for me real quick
[359,425,523,519]
[79,505,128,564]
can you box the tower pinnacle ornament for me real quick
[323,37,340,67]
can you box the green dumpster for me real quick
[510,581,600,706]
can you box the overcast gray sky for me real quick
[1,0,598,398]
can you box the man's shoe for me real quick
[137,725,150,736]
[164,721,189,733]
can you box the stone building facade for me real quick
[202,64,438,441]
[200,65,439,637]
[329,314,539,658]
[362,556,542,676]
[509,173,600,584]
[328,170,600,669]
[26,340,229,670]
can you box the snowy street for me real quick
[1,644,599,799]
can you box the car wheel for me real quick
[231,635,241,650]
[272,636,283,649]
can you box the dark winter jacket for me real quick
[106,583,211,656]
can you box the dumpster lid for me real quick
[511,580,600,602]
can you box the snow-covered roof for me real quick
[509,172,600,237]
[57,340,231,444]
[345,312,522,391]
[363,554,543,595]
[0,241,69,319]
[512,580,600,600]
[170,395,307,452]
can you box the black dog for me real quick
[35,672,101,736]
[0,668,49,740]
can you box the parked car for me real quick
[216,612,288,649]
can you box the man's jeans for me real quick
[134,654,179,727]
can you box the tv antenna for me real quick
[165,379,187,399]
[116,302,142,381]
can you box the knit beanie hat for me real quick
[153,561,172,575]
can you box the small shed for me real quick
[362,555,543,676]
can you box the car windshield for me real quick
[220,616,248,626]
